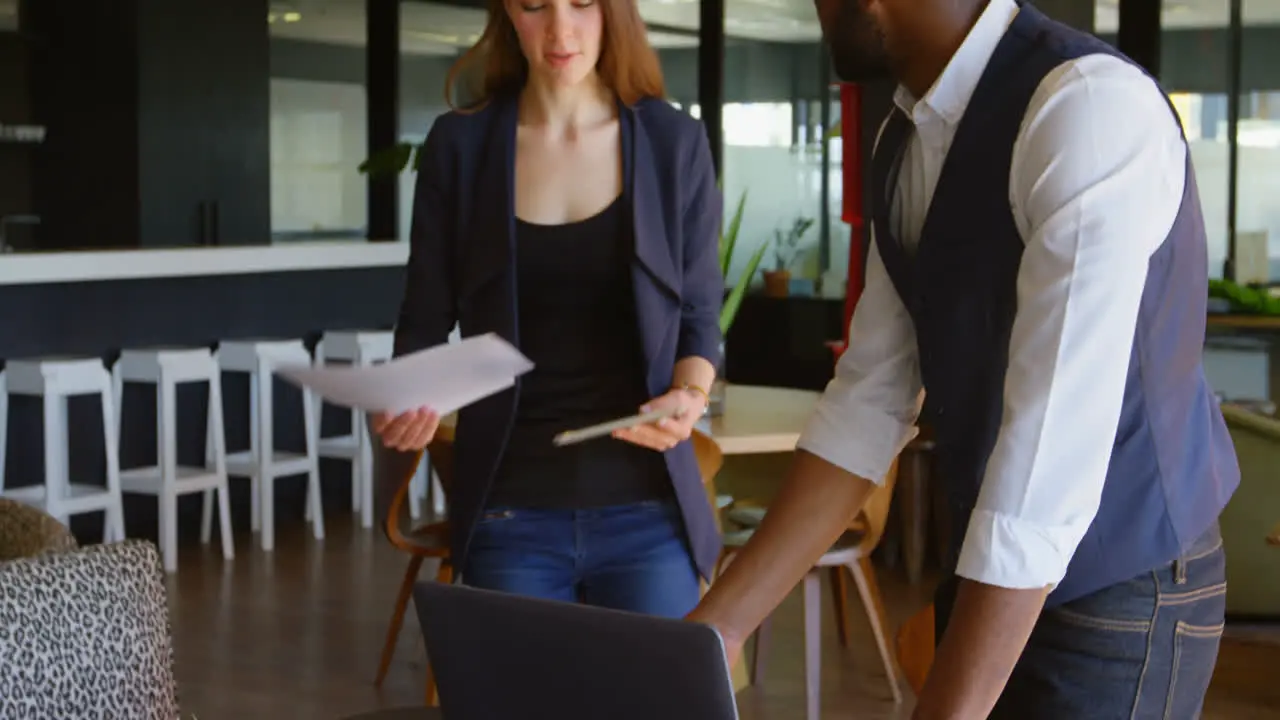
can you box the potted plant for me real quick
[719,189,766,335]
[762,217,814,298]
[710,189,767,416]
[359,142,421,176]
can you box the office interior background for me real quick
[1,2,1279,718]
[2,0,1278,283]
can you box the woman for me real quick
[371,0,724,619]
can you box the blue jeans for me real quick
[461,499,702,619]
[987,522,1227,719]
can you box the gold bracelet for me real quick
[674,382,711,405]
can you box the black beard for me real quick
[828,1,892,82]
[830,42,892,82]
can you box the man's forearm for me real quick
[689,450,876,647]
[913,579,1048,720]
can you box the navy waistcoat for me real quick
[871,3,1239,606]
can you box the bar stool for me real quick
[410,459,444,520]
[0,357,125,542]
[112,347,234,572]
[213,339,323,552]
[314,330,392,529]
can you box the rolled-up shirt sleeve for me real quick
[955,56,1188,590]
[797,238,923,485]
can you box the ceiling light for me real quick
[283,11,301,22]
[267,12,276,23]
[405,29,476,45]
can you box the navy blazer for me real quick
[393,93,725,581]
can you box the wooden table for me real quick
[696,384,820,455]
[1208,313,1280,331]
[438,383,820,454]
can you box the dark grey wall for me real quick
[0,32,32,222]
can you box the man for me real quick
[687,1,1240,717]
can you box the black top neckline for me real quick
[514,195,623,229]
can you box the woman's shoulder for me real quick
[425,102,501,145]
[630,97,704,143]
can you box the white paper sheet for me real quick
[276,333,534,415]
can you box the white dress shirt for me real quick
[797,0,1189,591]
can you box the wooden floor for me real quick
[167,513,1280,719]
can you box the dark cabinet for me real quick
[26,0,269,250]
[0,29,35,227]
[724,294,846,391]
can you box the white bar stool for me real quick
[112,347,234,573]
[411,459,445,520]
[0,357,125,541]
[214,339,323,552]
[313,330,393,529]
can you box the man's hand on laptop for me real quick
[685,609,745,667]
[682,451,879,672]
[372,406,440,451]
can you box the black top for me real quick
[487,197,673,509]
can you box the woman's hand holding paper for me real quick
[372,407,441,451]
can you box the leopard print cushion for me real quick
[0,498,78,562]
[0,540,180,719]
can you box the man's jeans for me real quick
[990,522,1226,719]
[462,499,702,619]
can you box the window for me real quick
[1236,1,1280,283]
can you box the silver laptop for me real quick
[413,581,740,720]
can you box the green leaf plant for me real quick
[719,189,767,336]
[358,142,421,176]
[1208,277,1280,315]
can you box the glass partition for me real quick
[393,2,478,242]
[1155,1,1232,278]
[1236,0,1280,283]
[269,4,374,242]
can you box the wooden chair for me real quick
[372,427,455,706]
[692,429,725,492]
[896,433,941,586]
[693,429,726,528]
[719,458,904,719]
[896,603,935,695]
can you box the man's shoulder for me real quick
[1017,52,1184,166]
[1034,53,1176,127]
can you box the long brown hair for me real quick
[444,0,666,111]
